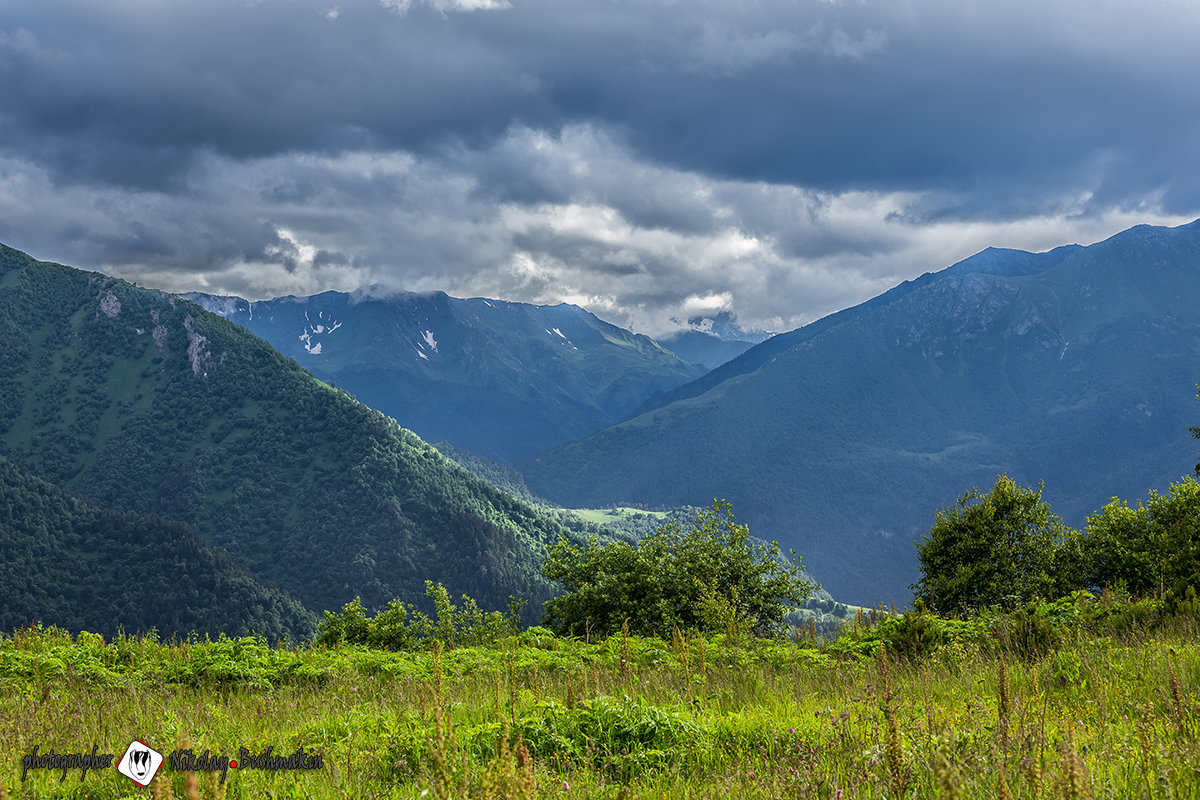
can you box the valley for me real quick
[4,220,1200,629]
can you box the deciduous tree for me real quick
[1085,477,1200,598]
[541,501,813,638]
[913,475,1082,615]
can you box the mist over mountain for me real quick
[184,290,705,464]
[521,221,1200,605]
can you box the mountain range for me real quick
[520,221,1200,604]
[183,290,706,464]
[4,218,1199,628]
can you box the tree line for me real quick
[915,387,1200,616]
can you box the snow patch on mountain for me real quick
[297,309,341,354]
[299,330,322,354]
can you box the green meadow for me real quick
[2,593,1198,799]
[566,508,671,527]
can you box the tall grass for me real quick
[1,598,1197,798]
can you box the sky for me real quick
[2,0,1199,337]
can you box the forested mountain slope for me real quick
[0,456,314,639]
[0,244,594,627]
[522,221,1200,604]
[185,290,705,463]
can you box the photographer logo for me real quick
[116,740,163,786]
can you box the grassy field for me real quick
[567,508,672,526]
[1,598,1198,799]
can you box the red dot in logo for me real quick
[230,761,238,769]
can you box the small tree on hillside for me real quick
[913,475,1083,615]
[541,500,814,639]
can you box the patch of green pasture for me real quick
[568,507,670,525]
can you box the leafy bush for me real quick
[316,582,523,650]
[1165,574,1200,618]
[913,475,1083,615]
[993,602,1062,661]
[1084,477,1200,597]
[542,501,814,638]
[879,600,947,661]
[505,695,699,777]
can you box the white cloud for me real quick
[1,121,1196,339]
[827,25,886,61]
[379,0,510,14]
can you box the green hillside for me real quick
[0,456,314,639]
[521,221,1200,605]
[0,243,593,629]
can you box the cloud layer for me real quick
[2,0,1198,334]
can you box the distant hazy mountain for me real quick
[184,290,705,464]
[657,330,756,370]
[679,310,772,343]
[0,243,605,633]
[655,311,767,370]
[521,221,1200,605]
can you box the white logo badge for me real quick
[117,740,164,786]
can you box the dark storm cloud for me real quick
[5,0,1198,202]
[0,0,546,188]
[1,0,1199,334]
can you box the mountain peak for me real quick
[945,243,1082,278]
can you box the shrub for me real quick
[993,602,1061,661]
[1085,477,1200,597]
[1165,574,1200,618]
[316,582,523,650]
[880,600,947,661]
[542,501,814,639]
[913,475,1083,615]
